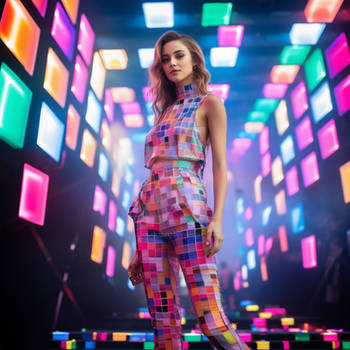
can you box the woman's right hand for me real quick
[127,250,144,285]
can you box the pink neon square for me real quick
[334,74,350,116]
[71,54,88,104]
[301,235,317,268]
[120,102,141,114]
[218,25,244,47]
[77,14,95,66]
[285,166,299,196]
[105,246,116,278]
[291,81,308,119]
[245,227,254,246]
[317,119,339,159]
[265,237,273,254]
[142,86,153,102]
[259,126,269,155]
[261,151,271,177]
[295,116,314,150]
[325,32,350,79]
[31,0,48,17]
[244,207,252,220]
[263,83,288,99]
[18,163,49,226]
[104,88,114,123]
[258,234,265,256]
[300,151,320,187]
[93,185,107,215]
[108,200,117,232]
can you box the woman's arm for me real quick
[203,93,228,257]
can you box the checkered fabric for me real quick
[128,84,249,350]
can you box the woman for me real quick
[128,31,249,350]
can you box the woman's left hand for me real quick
[205,218,223,258]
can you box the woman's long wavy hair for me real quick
[148,31,211,125]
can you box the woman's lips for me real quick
[170,70,180,74]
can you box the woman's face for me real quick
[161,40,195,88]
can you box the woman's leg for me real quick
[135,221,182,350]
[169,221,249,350]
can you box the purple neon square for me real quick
[295,116,314,150]
[300,151,320,187]
[71,54,88,104]
[317,118,339,159]
[285,165,299,196]
[218,25,244,47]
[325,32,350,79]
[291,81,308,120]
[334,74,350,116]
[263,83,288,99]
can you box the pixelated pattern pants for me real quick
[135,219,248,350]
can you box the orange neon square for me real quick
[340,161,350,203]
[90,226,106,264]
[61,0,79,24]
[80,129,97,168]
[304,0,344,23]
[0,0,40,75]
[65,105,81,150]
[270,65,300,84]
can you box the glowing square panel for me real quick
[259,126,269,155]
[99,49,128,70]
[0,0,40,75]
[101,119,112,152]
[37,102,65,162]
[247,249,256,270]
[261,151,271,177]
[263,83,288,99]
[270,65,300,84]
[310,81,333,123]
[280,135,295,165]
[80,128,97,168]
[254,98,279,114]
[271,156,284,186]
[325,32,350,79]
[245,207,253,221]
[254,175,263,203]
[258,235,265,256]
[260,256,268,281]
[210,47,239,67]
[77,14,95,66]
[51,2,76,61]
[104,88,114,123]
[111,87,135,103]
[98,152,109,182]
[301,151,320,187]
[334,74,350,116]
[218,25,244,46]
[304,0,344,23]
[317,118,339,159]
[340,161,350,203]
[90,52,106,101]
[202,2,232,26]
[245,228,254,247]
[43,48,69,108]
[93,185,107,215]
[278,225,288,252]
[295,116,313,150]
[289,23,326,45]
[18,163,49,226]
[138,48,154,68]
[291,203,305,234]
[262,206,272,226]
[142,2,174,28]
[124,114,144,128]
[121,241,131,269]
[301,235,317,269]
[90,226,106,264]
[244,122,264,133]
[61,0,79,25]
[280,45,311,65]
[108,200,117,232]
[275,189,286,215]
[0,62,32,149]
[291,81,308,120]
[121,102,141,115]
[248,110,269,123]
[304,48,326,92]
[65,104,80,151]
[31,0,48,17]
[286,165,299,196]
[105,246,116,277]
[71,54,88,104]
[85,90,102,134]
[208,84,230,100]
[275,100,289,136]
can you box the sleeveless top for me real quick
[144,82,208,179]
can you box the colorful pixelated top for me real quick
[144,82,208,178]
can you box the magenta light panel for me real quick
[108,199,117,232]
[71,54,88,104]
[18,163,49,226]
[218,25,244,47]
[261,151,271,177]
[77,14,95,66]
[93,184,107,216]
[334,74,350,116]
[300,151,320,187]
[105,246,116,277]
[317,118,339,159]
[259,126,269,155]
[301,235,317,268]
[263,83,288,99]
[295,116,314,151]
[291,81,308,120]
[285,165,299,196]
[325,32,350,79]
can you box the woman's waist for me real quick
[150,159,202,173]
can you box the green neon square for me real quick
[0,62,32,149]
[304,48,326,92]
[144,341,154,349]
[184,333,202,341]
[343,341,350,349]
[280,45,311,65]
[254,98,279,113]
[201,3,232,26]
[295,333,310,341]
[237,131,257,140]
[247,110,269,123]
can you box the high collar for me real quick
[175,83,198,100]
